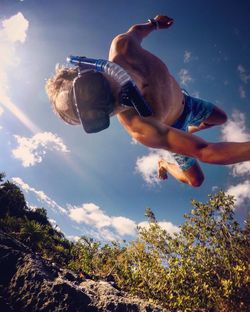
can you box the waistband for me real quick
[171,94,191,130]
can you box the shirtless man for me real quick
[46,15,250,187]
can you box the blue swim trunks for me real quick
[167,93,215,170]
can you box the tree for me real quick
[131,192,250,311]
[0,172,6,182]
[0,179,27,218]
[26,207,50,225]
[144,207,156,223]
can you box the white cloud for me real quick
[237,64,250,84]
[12,177,67,214]
[111,216,137,236]
[0,12,29,74]
[69,202,177,240]
[11,176,136,240]
[49,218,62,232]
[136,152,160,185]
[1,12,28,43]
[226,180,250,207]
[135,149,177,185]
[178,69,193,86]
[229,162,250,177]
[12,177,176,241]
[138,221,180,236]
[98,228,120,242]
[220,111,250,209]
[69,203,112,228]
[67,235,81,242]
[12,132,69,167]
[69,203,137,237]
[221,110,250,143]
[0,12,39,133]
[184,50,191,63]
[239,85,246,99]
[221,110,250,176]
[27,204,37,211]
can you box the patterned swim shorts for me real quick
[166,93,215,170]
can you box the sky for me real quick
[0,0,250,242]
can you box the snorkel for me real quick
[67,56,153,118]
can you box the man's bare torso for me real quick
[108,33,184,126]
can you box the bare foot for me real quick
[153,15,174,29]
[158,160,168,180]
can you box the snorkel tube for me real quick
[67,55,153,117]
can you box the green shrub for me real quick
[111,192,250,311]
[1,172,249,311]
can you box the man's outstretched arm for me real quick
[109,15,174,62]
[118,111,250,165]
[127,15,174,44]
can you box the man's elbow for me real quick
[195,143,216,164]
[133,131,166,149]
[111,34,132,55]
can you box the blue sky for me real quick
[0,0,250,241]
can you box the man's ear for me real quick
[55,90,71,112]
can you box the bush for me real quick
[111,192,250,311]
[66,192,249,311]
[0,173,72,266]
[1,172,249,311]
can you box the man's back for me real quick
[108,30,184,126]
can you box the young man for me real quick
[46,15,250,187]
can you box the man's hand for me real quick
[153,15,174,29]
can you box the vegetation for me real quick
[0,172,249,311]
[0,172,72,266]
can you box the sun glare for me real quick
[0,95,40,133]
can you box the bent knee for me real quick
[218,110,228,125]
[188,174,204,187]
[184,167,205,187]
[182,164,205,187]
[207,107,228,126]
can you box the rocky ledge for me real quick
[0,231,166,312]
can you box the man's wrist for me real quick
[147,18,160,30]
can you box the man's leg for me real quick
[188,105,228,133]
[158,159,204,187]
[158,102,227,187]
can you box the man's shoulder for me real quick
[110,33,137,56]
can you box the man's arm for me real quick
[127,15,174,44]
[109,15,174,63]
[118,110,250,165]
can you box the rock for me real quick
[0,231,167,311]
